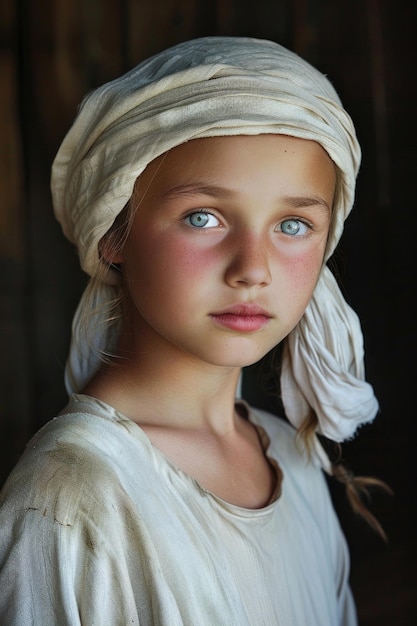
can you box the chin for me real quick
[204,345,274,369]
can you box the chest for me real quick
[142,420,279,508]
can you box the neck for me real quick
[83,340,243,436]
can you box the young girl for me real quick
[0,36,387,625]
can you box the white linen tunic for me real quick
[0,394,357,625]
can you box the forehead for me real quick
[135,134,336,197]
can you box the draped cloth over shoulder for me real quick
[51,36,378,444]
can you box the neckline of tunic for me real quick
[67,392,284,518]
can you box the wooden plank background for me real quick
[1,0,416,623]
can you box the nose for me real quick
[224,231,272,289]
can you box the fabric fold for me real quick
[281,267,379,441]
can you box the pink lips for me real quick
[210,304,272,332]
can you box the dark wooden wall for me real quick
[1,1,416,623]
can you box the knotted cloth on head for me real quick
[51,36,378,444]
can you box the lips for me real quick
[210,304,272,332]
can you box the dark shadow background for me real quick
[1,1,416,624]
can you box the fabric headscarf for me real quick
[51,36,378,444]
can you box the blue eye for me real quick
[185,211,220,228]
[280,219,309,236]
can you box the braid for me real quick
[298,410,393,543]
[331,456,393,543]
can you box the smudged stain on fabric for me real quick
[84,526,95,551]
[24,505,73,527]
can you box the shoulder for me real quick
[246,403,331,493]
[246,404,309,462]
[249,405,296,441]
[0,397,147,527]
[0,400,156,624]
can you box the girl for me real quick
[0,36,387,625]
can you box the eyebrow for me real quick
[160,183,234,200]
[160,183,331,211]
[283,195,332,211]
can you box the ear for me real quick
[98,232,124,266]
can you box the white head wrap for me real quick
[51,36,378,443]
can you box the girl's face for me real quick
[115,134,336,369]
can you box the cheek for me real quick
[126,233,220,296]
[171,241,217,273]
[277,245,325,305]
